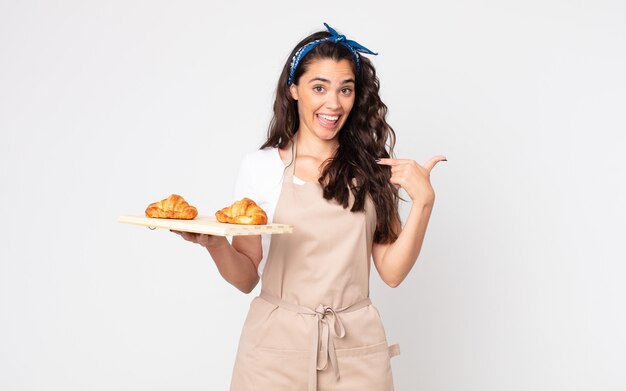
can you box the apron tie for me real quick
[260,291,371,391]
[314,303,345,376]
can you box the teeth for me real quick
[318,114,339,121]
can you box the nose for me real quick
[325,92,341,110]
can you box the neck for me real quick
[295,130,339,161]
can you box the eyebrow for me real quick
[307,77,355,85]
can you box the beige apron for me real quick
[230,135,399,391]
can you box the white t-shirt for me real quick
[231,147,308,275]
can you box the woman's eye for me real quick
[341,88,353,95]
[313,86,324,93]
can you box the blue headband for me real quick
[287,23,378,85]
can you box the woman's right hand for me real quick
[170,230,228,249]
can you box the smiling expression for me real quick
[289,58,356,142]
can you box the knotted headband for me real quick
[287,22,378,85]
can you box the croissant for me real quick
[145,194,198,219]
[215,197,268,225]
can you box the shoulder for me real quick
[240,147,282,170]
[237,147,285,181]
[243,146,279,161]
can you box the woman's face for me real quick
[290,58,356,142]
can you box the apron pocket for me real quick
[335,340,400,359]
[324,341,397,390]
[247,347,309,391]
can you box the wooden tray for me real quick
[118,215,293,236]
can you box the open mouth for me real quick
[317,114,340,128]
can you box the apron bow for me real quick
[260,291,371,391]
[314,304,346,378]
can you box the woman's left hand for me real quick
[377,156,447,205]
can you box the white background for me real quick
[1,0,625,390]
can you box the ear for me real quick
[289,84,299,101]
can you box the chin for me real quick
[315,128,341,141]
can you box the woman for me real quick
[173,23,445,391]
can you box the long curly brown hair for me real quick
[261,29,400,244]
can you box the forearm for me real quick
[205,237,259,293]
[379,200,434,287]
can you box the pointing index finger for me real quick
[375,158,410,166]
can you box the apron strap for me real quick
[260,291,371,391]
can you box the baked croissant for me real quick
[215,197,267,225]
[145,194,198,219]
